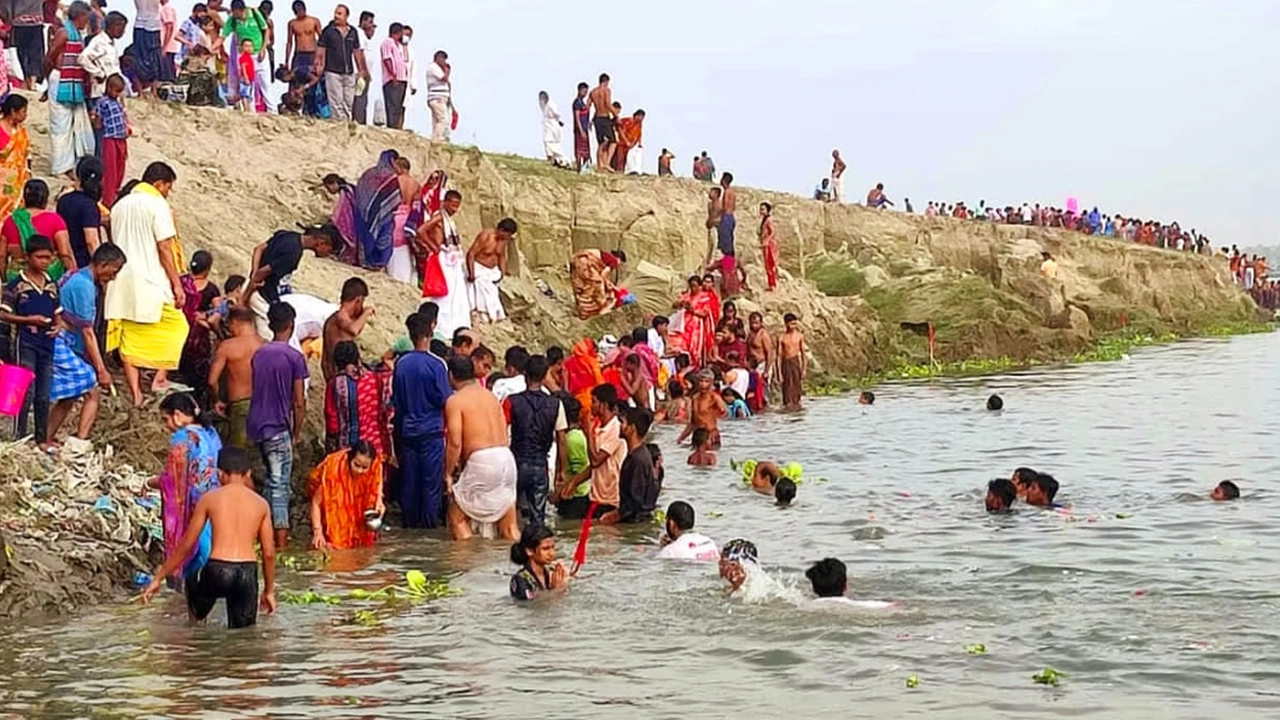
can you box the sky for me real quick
[122,0,1280,244]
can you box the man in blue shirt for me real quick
[392,303,453,528]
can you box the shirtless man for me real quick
[394,157,421,206]
[321,277,373,382]
[704,186,723,266]
[589,73,616,172]
[750,460,781,495]
[466,218,517,324]
[622,353,652,410]
[676,370,727,449]
[776,313,807,411]
[140,447,276,629]
[718,173,737,258]
[206,0,226,32]
[443,354,519,540]
[830,150,847,203]
[746,311,773,384]
[284,0,321,72]
[208,307,263,450]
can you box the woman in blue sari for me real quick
[352,149,402,269]
[153,393,222,592]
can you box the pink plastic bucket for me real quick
[0,363,35,416]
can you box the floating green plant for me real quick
[1032,667,1064,686]
[282,571,460,607]
[964,643,987,655]
[905,674,921,689]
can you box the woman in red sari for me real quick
[677,276,717,367]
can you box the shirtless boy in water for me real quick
[141,448,277,629]
[208,307,263,450]
[321,277,374,382]
[776,313,807,411]
[677,370,727,449]
[751,461,781,494]
[444,355,519,540]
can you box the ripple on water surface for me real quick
[2,334,1280,719]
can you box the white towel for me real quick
[468,262,506,323]
[453,446,517,537]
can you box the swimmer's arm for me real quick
[153,499,210,580]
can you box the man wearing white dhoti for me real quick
[443,353,518,540]
[538,91,567,168]
[465,217,516,325]
[417,190,470,339]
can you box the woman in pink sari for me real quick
[404,170,448,278]
[676,276,716,367]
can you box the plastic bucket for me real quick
[0,363,35,416]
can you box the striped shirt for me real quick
[380,37,408,84]
[96,96,128,139]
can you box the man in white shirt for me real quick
[81,12,128,101]
[489,346,528,403]
[426,49,452,141]
[350,9,376,124]
[656,501,719,562]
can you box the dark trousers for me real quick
[383,80,407,129]
[515,458,550,528]
[352,86,369,125]
[16,341,53,444]
[397,433,445,528]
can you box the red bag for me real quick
[421,252,448,298]
[451,108,459,131]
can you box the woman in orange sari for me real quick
[677,276,717,367]
[0,94,31,228]
[613,109,645,174]
[307,440,385,550]
[563,338,604,423]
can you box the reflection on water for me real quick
[3,334,1280,719]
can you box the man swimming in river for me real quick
[677,369,726,449]
[687,427,717,466]
[141,447,276,628]
[751,460,780,494]
[986,478,1017,513]
[720,538,758,593]
[1024,473,1062,508]
[444,354,519,540]
[1211,480,1240,501]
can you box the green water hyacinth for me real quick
[964,644,987,655]
[1032,667,1064,686]
[905,674,921,689]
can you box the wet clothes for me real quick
[184,559,259,628]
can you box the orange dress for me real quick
[306,449,384,549]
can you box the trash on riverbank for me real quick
[0,439,161,619]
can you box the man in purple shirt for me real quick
[246,301,309,548]
[392,303,453,528]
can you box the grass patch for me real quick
[807,258,867,297]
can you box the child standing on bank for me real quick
[236,38,256,112]
[94,75,131,207]
[0,235,61,451]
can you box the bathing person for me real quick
[686,427,716,466]
[986,394,1004,411]
[1011,467,1038,498]
[509,524,568,601]
[858,391,875,405]
[719,538,758,592]
[140,447,276,628]
[656,500,719,562]
[806,557,848,599]
[1024,473,1061,508]
[1211,480,1240,502]
[751,460,780,494]
[774,478,797,506]
[986,478,1017,513]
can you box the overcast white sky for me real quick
[129,0,1280,244]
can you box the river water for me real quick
[3,333,1279,719]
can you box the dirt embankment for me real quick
[0,97,1258,621]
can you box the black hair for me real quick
[666,501,694,531]
[859,391,875,405]
[267,301,296,334]
[470,344,495,362]
[444,189,462,202]
[406,313,432,343]
[760,201,772,213]
[291,0,304,11]
[497,217,518,235]
[618,335,635,349]
[91,243,126,266]
[417,301,440,327]
[805,558,847,598]
[691,427,709,448]
[1033,473,1059,503]
[524,354,549,383]
[447,353,476,381]
[652,315,669,329]
[24,234,53,254]
[987,478,1017,511]
[322,173,346,187]
[348,439,376,463]
[626,407,654,438]
[591,383,618,411]
[227,306,256,325]
[161,391,215,427]
[783,312,798,323]
[339,277,369,303]
[230,0,246,9]
[1217,480,1241,500]
[359,10,374,22]
[612,249,627,263]
[389,21,403,34]
[218,446,253,474]
[546,345,565,365]
[560,393,582,421]
[224,274,247,294]
[0,93,26,117]
[578,81,589,90]
[1012,467,1038,488]
[451,328,472,349]
[22,179,49,209]
[504,345,530,373]
[775,478,797,506]
[722,172,734,185]
[674,353,690,370]
[599,73,610,83]
[624,353,641,367]
[189,249,213,275]
[0,93,27,118]
[75,155,104,201]
[511,524,555,565]
[986,394,1004,411]
[666,379,684,399]
[332,340,360,371]
[430,339,449,358]
[142,162,177,185]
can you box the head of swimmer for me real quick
[1211,480,1240,502]
[986,394,1004,411]
[805,557,847,598]
[986,478,1017,513]
[664,501,695,543]
[858,391,875,406]
[719,539,757,591]
[774,478,797,507]
[511,524,556,569]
